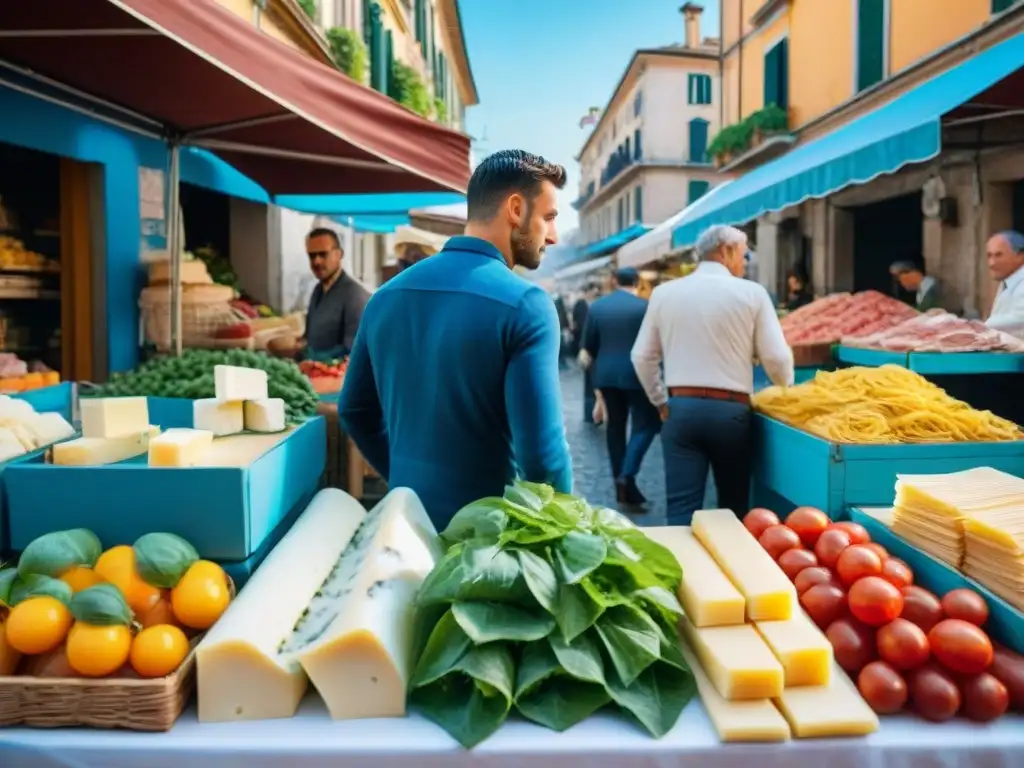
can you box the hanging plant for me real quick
[296,0,317,19]
[326,27,368,82]
[433,97,448,124]
[388,61,432,118]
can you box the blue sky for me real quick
[460,1,721,235]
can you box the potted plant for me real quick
[750,104,788,146]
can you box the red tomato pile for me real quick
[745,506,1024,723]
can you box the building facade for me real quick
[574,4,727,258]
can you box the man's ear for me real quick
[506,193,525,227]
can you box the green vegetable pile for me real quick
[95,349,319,424]
[409,481,695,748]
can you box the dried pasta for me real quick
[752,365,1022,444]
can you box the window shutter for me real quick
[857,0,885,92]
[362,0,372,44]
[688,179,710,204]
[701,75,712,105]
[992,0,1014,12]
[689,118,709,163]
[415,0,425,43]
[634,129,642,159]
[369,3,387,92]
[384,29,394,96]
[634,186,643,222]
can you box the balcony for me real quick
[572,181,596,211]
[708,104,795,172]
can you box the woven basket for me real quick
[139,284,241,351]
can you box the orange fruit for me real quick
[65,622,132,677]
[93,546,161,615]
[170,560,230,630]
[138,592,177,629]
[5,596,72,655]
[60,566,105,593]
[130,624,189,678]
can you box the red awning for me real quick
[0,0,470,194]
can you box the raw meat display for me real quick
[781,291,918,346]
[842,310,1024,353]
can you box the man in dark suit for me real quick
[582,267,660,504]
[572,284,599,422]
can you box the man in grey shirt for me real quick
[302,227,370,358]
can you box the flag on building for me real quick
[578,107,600,128]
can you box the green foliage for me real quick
[388,61,432,118]
[433,97,448,124]
[326,26,367,82]
[296,0,317,20]
[707,104,790,161]
[751,103,789,133]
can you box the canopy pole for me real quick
[166,142,183,357]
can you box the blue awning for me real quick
[583,223,652,258]
[671,32,1024,249]
[274,192,465,216]
[330,213,410,233]
[180,147,268,204]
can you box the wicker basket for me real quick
[139,284,240,351]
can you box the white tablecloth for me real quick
[0,696,1022,768]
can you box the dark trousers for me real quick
[661,397,752,525]
[600,387,661,481]
[583,366,596,423]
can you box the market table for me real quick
[0,697,1021,768]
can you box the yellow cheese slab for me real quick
[645,526,745,627]
[679,640,790,743]
[754,611,833,687]
[679,616,784,700]
[773,662,879,738]
[692,508,796,621]
[51,426,160,466]
[148,428,214,467]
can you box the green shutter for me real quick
[992,0,1014,12]
[857,0,885,92]
[362,0,372,44]
[384,29,394,96]
[764,39,788,110]
[634,128,642,159]
[701,75,712,105]
[689,119,709,163]
[369,3,385,92]
[634,186,643,222]
[687,74,697,104]
[415,0,425,42]
[688,180,710,204]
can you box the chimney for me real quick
[680,3,703,49]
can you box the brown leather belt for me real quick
[668,386,750,405]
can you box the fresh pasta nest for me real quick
[752,365,1022,444]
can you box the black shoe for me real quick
[623,478,647,505]
[615,480,629,504]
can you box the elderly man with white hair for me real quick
[631,224,794,524]
[985,230,1024,338]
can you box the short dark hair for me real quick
[307,227,342,250]
[889,260,921,276]
[615,267,640,288]
[466,150,567,222]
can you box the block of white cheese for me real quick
[148,428,214,467]
[196,488,367,723]
[80,397,150,439]
[52,427,160,466]
[244,398,286,433]
[7,423,38,451]
[644,526,745,627]
[0,427,27,463]
[679,615,784,700]
[23,412,76,449]
[214,365,268,401]
[193,398,244,437]
[0,396,36,425]
[773,662,880,738]
[693,508,796,621]
[295,487,443,720]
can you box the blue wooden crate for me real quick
[751,415,1024,518]
[850,507,1024,655]
[13,382,73,421]
[909,352,1024,375]
[145,396,196,428]
[4,417,327,561]
[835,346,908,368]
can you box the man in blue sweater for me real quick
[338,150,573,528]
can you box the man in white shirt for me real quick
[985,230,1024,338]
[631,225,794,524]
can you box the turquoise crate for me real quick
[4,417,327,560]
[909,352,1024,375]
[751,415,1024,518]
[13,382,73,421]
[835,346,908,367]
[146,396,196,428]
[753,365,822,391]
[850,508,1024,655]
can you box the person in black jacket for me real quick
[572,284,599,422]
[553,294,571,369]
[785,271,813,311]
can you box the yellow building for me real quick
[685,0,1024,316]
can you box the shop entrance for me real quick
[851,192,923,301]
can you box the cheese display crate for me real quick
[14,381,74,421]
[4,417,327,560]
[750,415,1024,518]
[145,396,197,429]
[849,507,1024,655]
[753,365,822,391]
[835,345,908,368]
[908,351,1024,375]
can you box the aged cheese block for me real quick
[773,662,879,738]
[680,615,784,700]
[52,427,160,466]
[755,610,833,687]
[196,488,367,722]
[193,399,244,437]
[693,508,796,621]
[148,428,214,467]
[80,396,149,439]
[214,365,268,401]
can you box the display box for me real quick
[751,415,1024,518]
[14,381,74,421]
[4,417,326,560]
[850,507,1024,655]
[834,346,908,368]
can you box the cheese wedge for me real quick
[80,396,149,439]
[773,662,879,738]
[196,488,367,722]
[754,610,832,687]
[52,427,160,466]
[296,488,442,720]
[645,526,744,626]
[679,640,790,742]
[679,615,784,700]
[244,398,286,433]
[692,508,796,621]
[23,412,76,448]
[0,427,26,463]
[148,428,214,467]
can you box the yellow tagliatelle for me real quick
[752,365,1023,444]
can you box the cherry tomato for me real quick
[794,566,837,595]
[800,583,848,629]
[830,521,871,545]
[940,589,989,627]
[814,528,852,569]
[858,660,908,714]
[900,586,944,633]
[864,542,888,561]
[960,672,1009,722]
[848,576,904,627]
[928,619,993,675]
[777,548,818,580]
[759,525,802,560]
[836,544,883,586]
[880,558,914,590]
[826,617,877,674]
[990,644,1024,710]
[877,618,930,671]
[910,665,961,722]
[784,507,830,548]
[743,508,780,539]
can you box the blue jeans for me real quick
[661,397,753,525]
[599,387,661,480]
